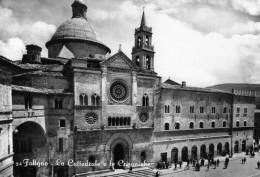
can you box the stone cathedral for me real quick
[0,0,255,177]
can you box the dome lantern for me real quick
[72,0,87,18]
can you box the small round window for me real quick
[85,112,98,124]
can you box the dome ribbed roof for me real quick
[51,17,97,41]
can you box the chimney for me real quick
[181,81,186,88]
[22,44,42,64]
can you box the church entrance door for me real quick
[113,143,125,169]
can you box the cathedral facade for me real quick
[0,1,255,177]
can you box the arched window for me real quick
[91,94,100,106]
[199,122,204,128]
[211,122,215,128]
[223,121,227,127]
[120,117,124,126]
[244,121,247,127]
[146,55,151,70]
[189,122,194,129]
[145,36,149,46]
[124,117,128,126]
[175,122,180,130]
[236,121,240,127]
[108,117,112,126]
[142,94,149,106]
[223,107,227,113]
[112,118,115,126]
[176,105,181,113]
[116,117,120,126]
[79,94,84,105]
[127,117,131,125]
[164,123,169,130]
[165,105,170,113]
[137,36,141,47]
[135,56,140,67]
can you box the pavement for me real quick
[162,152,260,177]
[86,152,260,177]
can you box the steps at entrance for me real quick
[105,169,154,177]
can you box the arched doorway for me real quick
[209,144,214,158]
[234,141,239,153]
[140,151,146,163]
[217,143,222,156]
[181,147,188,162]
[113,143,125,168]
[13,121,46,177]
[171,148,178,163]
[242,140,246,152]
[200,144,207,159]
[191,146,197,160]
[224,142,230,155]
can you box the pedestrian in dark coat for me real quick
[257,161,260,169]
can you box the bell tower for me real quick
[132,9,154,71]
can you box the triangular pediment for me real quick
[101,51,136,70]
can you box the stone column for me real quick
[132,71,137,106]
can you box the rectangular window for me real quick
[59,120,66,128]
[55,98,63,109]
[237,107,240,113]
[212,107,216,114]
[58,138,63,152]
[200,107,204,113]
[190,106,194,113]
[244,108,247,114]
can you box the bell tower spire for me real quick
[132,9,155,71]
[140,7,146,27]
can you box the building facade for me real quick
[0,1,256,177]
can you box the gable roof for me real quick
[164,79,180,86]
[101,51,136,70]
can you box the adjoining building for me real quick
[0,1,256,177]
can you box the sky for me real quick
[0,0,260,87]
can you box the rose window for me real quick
[85,112,98,124]
[139,112,149,123]
[110,81,129,102]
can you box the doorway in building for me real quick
[13,121,46,177]
[171,148,178,163]
[242,140,246,152]
[191,146,197,160]
[234,141,239,153]
[181,147,188,162]
[224,142,230,155]
[217,143,222,156]
[113,143,125,168]
[209,144,214,158]
[200,144,207,159]
[161,152,167,162]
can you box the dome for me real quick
[45,0,111,57]
[50,17,97,42]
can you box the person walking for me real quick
[216,159,220,167]
[244,157,246,164]
[257,161,260,169]
[155,171,160,177]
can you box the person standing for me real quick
[257,161,260,169]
